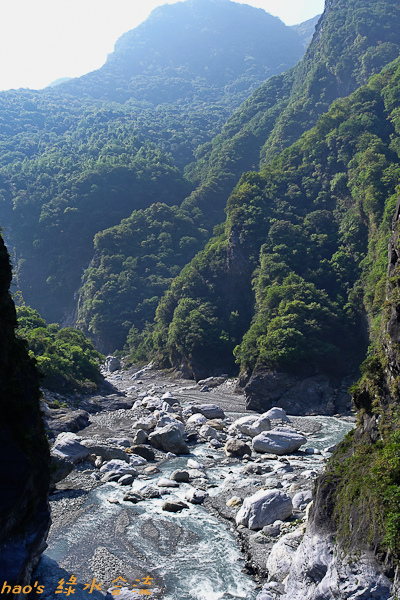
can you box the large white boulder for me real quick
[253,427,306,455]
[264,407,291,422]
[51,432,89,463]
[236,489,293,530]
[187,413,207,426]
[228,414,271,437]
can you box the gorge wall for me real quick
[0,235,50,590]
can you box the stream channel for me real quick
[34,371,355,600]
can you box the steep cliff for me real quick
[268,201,400,599]
[0,235,50,589]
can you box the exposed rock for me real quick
[264,407,291,422]
[185,488,208,504]
[45,408,90,436]
[224,438,252,458]
[279,530,393,600]
[105,356,121,373]
[170,470,190,482]
[123,492,143,504]
[243,369,352,415]
[138,485,161,499]
[132,415,157,431]
[52,432,90,463]
[106,437,132,447]
[266,526,305,582]
[162,500,189,512]
[228,414,271,437]
[132,429,148,445]
[129,455,147,466]
[206,419,226,430]
[226,496,243,507]
[187,458,204,469]
[236,489,293,530]
[187,413,207,426]
[143,466,160,476]
[129,445,155,461]
[196,404,225,419]
[118,474,135,485]
[80,439,129,462]
[50,453,74,485]
[292,491,313,510]
[197,376,227,388]
[253,428,307,455]
[199,424,218,439]
[157,477,179,488]
[148,423,189,454]
[99,460,138,476]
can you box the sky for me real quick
[0,0,324,92]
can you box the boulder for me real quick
[157,478,179,488]
[129,445,155,461]
[132,416,157,431]
[196,404,225,420]
[170,470,190,482]
[45,409,90,436]
[228,414,271,437]
[162,500,189,512]
[253,428,306,455]
[236,489,293,530]
[161,392,179,405]
[138,485,161,499]
[99,460,138,476]
[148,424,189,455]
[105,356,121,373]
[264,407,291,422]
[292,490,313,510]
[51,432,89,463]
[80,439,129,462]
[199,424,218,440]
[123,492,143,504]
[132,429,148,445]
[129,455,147,466]
[50,453,74,484]
[224,438,252,458]
[185,488,208,504]
[143,466,160,476]
[118,474,134,485]
[187,413,207,426]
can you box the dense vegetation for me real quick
[0,0,305,325]
[152,61,400,378]
[76,0,400,358]
[16,304,103,392]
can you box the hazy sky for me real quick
[0,0,324,92]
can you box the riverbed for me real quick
[34,367,355,600]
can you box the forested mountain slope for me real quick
[0,0,304,325]
[76,0,400,356]
[153,58,400,413]
[181,0,400,226]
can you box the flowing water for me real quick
[36,412,354,600]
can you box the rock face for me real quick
[252,427,306,455]
[242,369,353,415]
[236,489,293,530]
[0,235,50,586]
